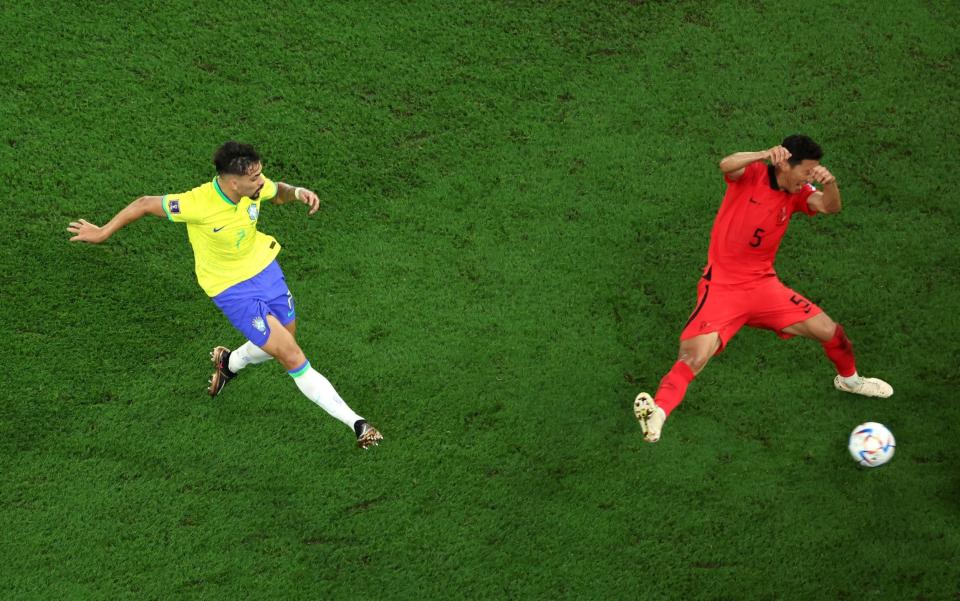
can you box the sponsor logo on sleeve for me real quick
[169,199,180,214]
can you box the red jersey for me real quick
[704,162,817,285]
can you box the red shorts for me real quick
[679,276,822,352]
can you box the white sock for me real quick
[289,362,362,429]
[840,372,861,387]
[228,341,273,372]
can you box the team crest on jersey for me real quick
[247,205,259,221]
[778,206,788,224]
[169,199,180,214]
[252,316,266,334]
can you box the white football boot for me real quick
[633,392,667,443]
[833,375,893,398]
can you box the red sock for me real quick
[822,324,857,377]
[654,360,695,417]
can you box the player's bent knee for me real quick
[273,340,306,371]
[283,355,307,372]
[689,355,710,374]
[678,334,719,375]
[262,317,307,370]
[679,352,710,375]
[273,348,306,371]
[813,313,837,341]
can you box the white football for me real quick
[848,422,896,467]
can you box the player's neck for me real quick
[215,176,243,204]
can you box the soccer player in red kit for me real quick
[633,135,893,443]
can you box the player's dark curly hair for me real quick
[213,141,261,175]
[782,134,823,165]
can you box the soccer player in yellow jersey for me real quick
[67,141,382,449]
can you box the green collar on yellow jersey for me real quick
[213,177,237,206]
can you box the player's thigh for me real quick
[748,280,832,341]
[679,280,748,363]
[677,331,722,375]
[781,311,836,341]
[263,268,297,331]
[260,314,306,370]
[284,319,297,337]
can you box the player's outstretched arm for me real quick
[67,195,165,244]
[719,146,791,181]
[274,182,320,215]
[806,166,841,214]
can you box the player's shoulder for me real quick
[164,180,225,221]
[746,161,770,185]
[785,182,817,201]
[260,175,279,201]
[197,178,241,208]
[168,180,213,201]
[725,161,765,185]
[791,183,819,215]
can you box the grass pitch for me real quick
[2,1,958,599]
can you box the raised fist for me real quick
[766,145,792,166]
[810,165,835,186]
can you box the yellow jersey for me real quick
[162,176,281,297]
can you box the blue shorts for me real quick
[212,260,295,347]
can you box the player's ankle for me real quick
[839,372,861,387]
